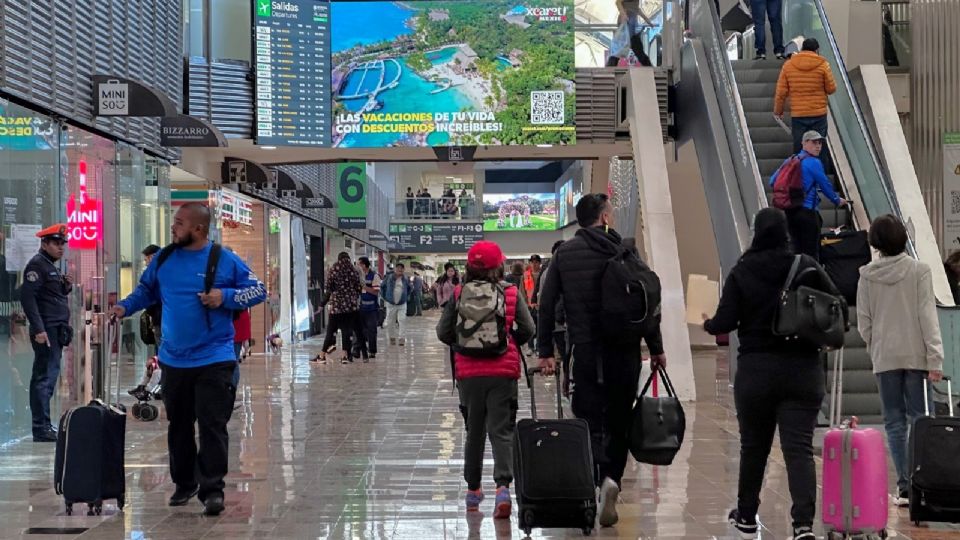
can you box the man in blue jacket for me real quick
[111,203,266,516]
[380,263,411,346]
[770,131,847,260]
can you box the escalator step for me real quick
[740,96,776,113]
[732,59,789,71]
[748,126,794,144]
[731,69,782,84]
[738,81,778,99]
[753,141,794,160]
[745,112,782,128]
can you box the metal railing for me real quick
[393,196,481,221]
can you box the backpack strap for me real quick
[205,243,222,294]
[154,243,177,270]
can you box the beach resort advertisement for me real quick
[330,0,575,148]
[483,193,557,231]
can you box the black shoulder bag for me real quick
[629,366,686,466]
[772,255,846,349]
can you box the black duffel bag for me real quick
[773,255,846,349]
[629,367,686,466]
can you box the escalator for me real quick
[675,0,941,423]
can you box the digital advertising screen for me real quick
[483,193,557,231]
[556,164,583,227]
[329,0,575,148]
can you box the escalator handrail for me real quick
[695,0,766,213]
[806,0,916,258]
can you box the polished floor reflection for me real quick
[0,313,958,539]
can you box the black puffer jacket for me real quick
[704,248,848,356]
[537,226,663,356]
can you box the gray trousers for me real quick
[458,377,519,490]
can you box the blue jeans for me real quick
[30,327,63,434]
[877,369,929,492]
[751,0,784,55]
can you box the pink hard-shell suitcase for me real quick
[821,349,888,539]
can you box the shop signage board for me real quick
[160,115,227,147]
[944,132,960,256]
[388,223,483,253]
[91,75,178,117]
[302,194,334,209]
[337,162,367,229]
[219,191,253,226]
[66,160,102,250]
[368,229,388,242]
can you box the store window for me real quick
[0,100,62,444]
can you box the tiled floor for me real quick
[0,312,958,539]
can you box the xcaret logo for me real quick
[526,6,568,22]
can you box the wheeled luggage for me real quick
[909,377,960,525]
[54,316,127,515]
[514,367,596,536]
[821,349,888,539]
[819,229,870,305]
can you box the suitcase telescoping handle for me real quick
[526,367,563,421]
[923,375,954,417]
[828,348,844,427]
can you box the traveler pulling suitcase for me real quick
[821,349,888,539]
[54,315,126,515]
[514,367,596,536]
[909,377,960,525]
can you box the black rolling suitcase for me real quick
[819,229,870,305]
[54,318,127,515]
[514,367,596,536]
[909,377,960,525]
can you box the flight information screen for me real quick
[254,0,332,146]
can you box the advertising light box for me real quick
[255,0,575,148]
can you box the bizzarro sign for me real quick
[160,115,227,147]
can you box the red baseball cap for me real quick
[467,241,506,270]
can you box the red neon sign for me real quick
[66,160,103,250]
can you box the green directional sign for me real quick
[337,162,367,229]
[256,0,271,17]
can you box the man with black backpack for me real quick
[111,203,266,516]
[536,193,666,529]
[770,130,847,260]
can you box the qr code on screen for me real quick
[953,191,960,214]
[530,91,565,125]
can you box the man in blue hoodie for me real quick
[770,131,847,260]
[111,203,266,516]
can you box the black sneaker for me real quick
[756,51,766,60]
[203,493,225,516]
[792,525,815,540]
[169,485,199,506]
[32,429,57,443]
[728,509,758,539]
[775,52,786,60]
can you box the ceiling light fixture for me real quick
[261,146,277,150]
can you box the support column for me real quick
[627,68,696,401]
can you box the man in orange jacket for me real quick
[774,38,837,166]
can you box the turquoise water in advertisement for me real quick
[331,2,414,53]
[337,59,473,148]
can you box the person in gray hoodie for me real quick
[857,214,944,506]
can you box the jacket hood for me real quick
[737,249,795,287]
[790,51,828,72]
[575,226,622,256]
[860,253,913,285]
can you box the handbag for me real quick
[629,366,686,466]
[772,255,846,349]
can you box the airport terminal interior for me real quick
[0,0,959,538]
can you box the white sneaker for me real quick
[597,477,619,527]
[893,491,910,507]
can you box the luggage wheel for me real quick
[581,526,593,536]
[87,502,102,516]
[65,503,73,516]
[118,496,125,510]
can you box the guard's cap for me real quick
[802,130,825,143]
[36,224,68,242]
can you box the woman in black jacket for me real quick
[703,208,845,540]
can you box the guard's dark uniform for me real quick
[20,225,71,439]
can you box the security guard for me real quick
[20,224,72,442]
